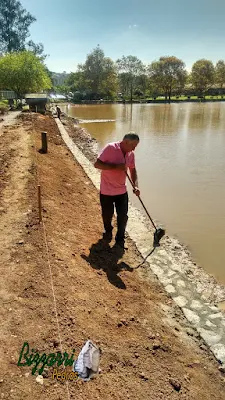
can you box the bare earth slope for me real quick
[0,113,225,399]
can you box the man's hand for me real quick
[133,187,140,196]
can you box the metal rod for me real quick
[126,172,157,230]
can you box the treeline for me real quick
[1,1,225,102]
[58,46,225,102]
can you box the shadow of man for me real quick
[81,238,133,289]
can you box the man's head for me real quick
[121,132,139,153]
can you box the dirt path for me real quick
[0,112,225,399]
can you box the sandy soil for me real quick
[0,112,225,399]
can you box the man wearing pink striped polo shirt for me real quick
[94,132,140,249]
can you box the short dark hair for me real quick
[123,132,139,141]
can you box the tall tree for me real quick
[191,59,215,96]
[118,72,132,98]
[0,51,51,98]
[78,46,118,99]
[148,56,187,101]
[116,56,145,102]
[215,60,225,91]
[26,40,47,60]
[0,0,36,53]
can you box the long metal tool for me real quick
[126,172,165,248]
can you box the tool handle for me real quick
[126,172,157,230]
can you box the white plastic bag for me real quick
[73,340,100,380]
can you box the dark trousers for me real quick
[100,192,128,242]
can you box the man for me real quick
[56,105,61,120]
[94,132,140,248]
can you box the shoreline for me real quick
[55,98,225,105]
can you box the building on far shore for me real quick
[51,71,69,87]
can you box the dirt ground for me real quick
[0,112,225,400]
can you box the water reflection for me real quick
[61,102,225,284]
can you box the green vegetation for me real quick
[59,48,225,103]
[0,51,51,98]
[116,56,145,102]
[148,56,187,102]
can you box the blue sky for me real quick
[20,0,225,73]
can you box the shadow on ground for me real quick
[81,238,133,289]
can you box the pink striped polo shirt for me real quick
[98,141,135,196]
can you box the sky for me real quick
[20,0,225,73]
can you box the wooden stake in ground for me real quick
[41,131,48,153]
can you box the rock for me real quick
[148,334,156,340]
[42,368,48,378]
[139,372,148,381]
[152,342,161,350]
[36,375,43,385]
[51,339,59,348]
[169,378,181,391]
[218,365,225,373]
[134,352,139,358]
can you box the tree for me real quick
[78,46,118,99]
[118,72,132,98]
[215,60,225,91]
[116,56,145,102]
[148,56,187,101]
[26,40,47,61]
[191,59,215,96]
[0,0,36,53]
[0,51,51,98]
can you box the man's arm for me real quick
[94,159,126,171]
[130,167,138,187]
[129,167,140,196]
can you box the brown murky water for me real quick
[61,103,225,285]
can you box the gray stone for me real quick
[151,265,164,277]
[205,320,217,328]
[167,270,177,277]
[183,308,200,325]
[177,280,186,288]
[211,344,225,364]
[173,296,188,307]
[199,329,222,346]
[209,313,223,320]
[190,300,203,310]
[165,284,176,294]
